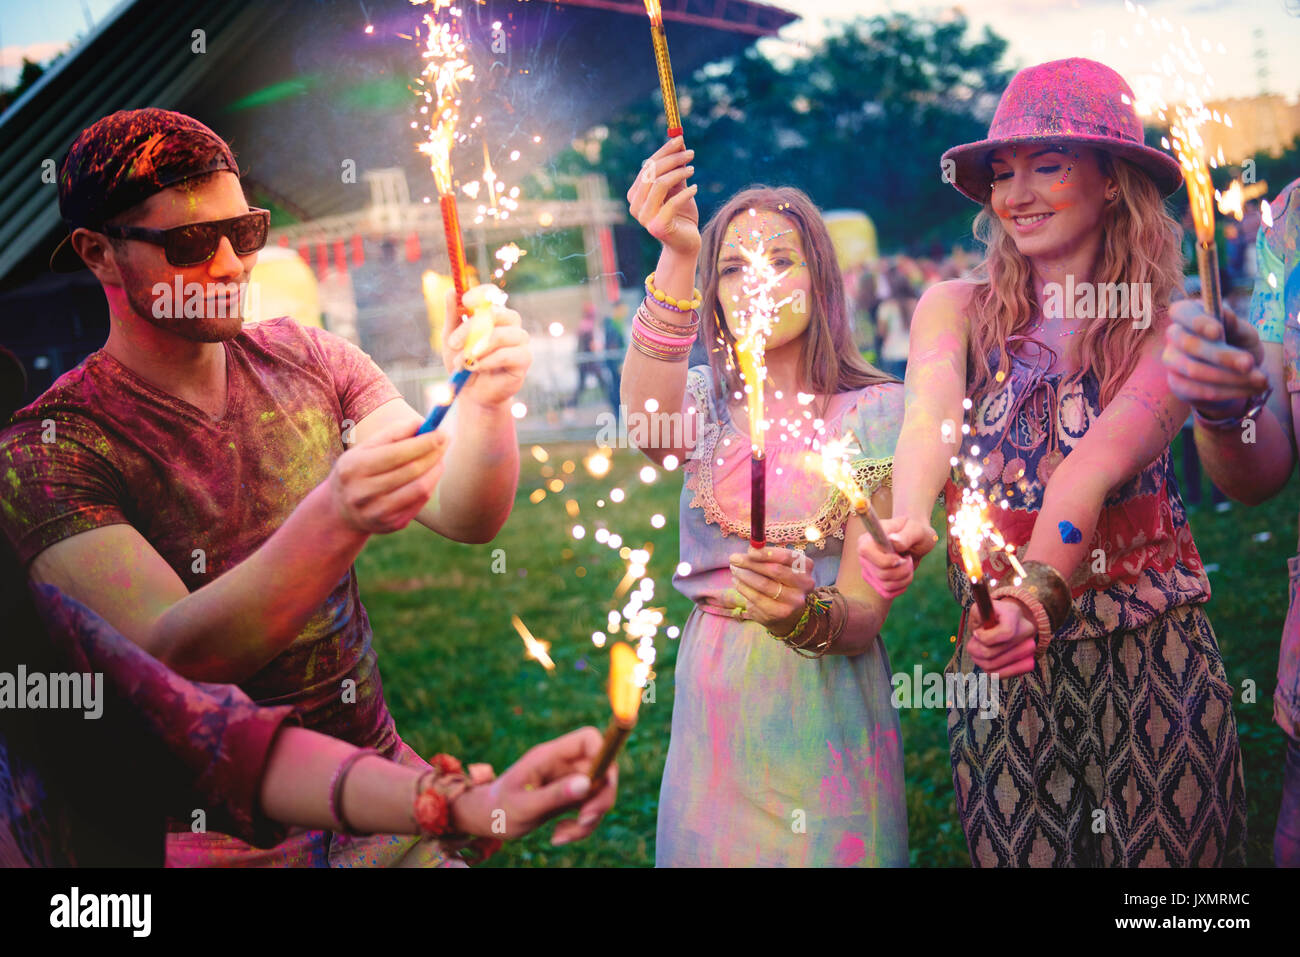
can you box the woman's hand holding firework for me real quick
[442,285,532,409]
[967,598,1038,678]
[727,546,817,634]
[627,137,700,257]
[1163,299,1269,419]
[449,727,618,846]
[856,515,938,599]
[329,417,449,534]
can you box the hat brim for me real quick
[941,134,1184,204]
[49,232,88,272]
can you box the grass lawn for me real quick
[357,433,1296,867]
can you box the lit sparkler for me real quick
[587,642,641,788]
[947,452,1028,627]
[728,222,794,548]
[642,0,683,138]
[819,435,896,555]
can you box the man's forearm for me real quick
[424,397,519,543]
[1193,408,1294,505]
[150,481,368,682]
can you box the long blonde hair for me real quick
[965,151,1184,407]
[697,186,896,402]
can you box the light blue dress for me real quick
[655,365,909,866]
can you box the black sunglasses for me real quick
[98,208,270,267]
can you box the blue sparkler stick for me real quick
[417,367,472,435]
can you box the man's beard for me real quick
[122,268,247,343]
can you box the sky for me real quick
[769,0,1300,101]
[0,0,1296,100]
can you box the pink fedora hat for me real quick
[941,58,1182,204]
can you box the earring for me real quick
[1106,189,1118,201]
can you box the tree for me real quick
[553,12,1012,268]
[0,58,48,114]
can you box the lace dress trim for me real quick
[683,368,893,549]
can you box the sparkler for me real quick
[729,227,794,549]
[588,641,641,788]
[819,435,897,555]
[947,452,1027,628]
[1170,105,1223,320]
[412,1,491,434]
[642,0,683,138]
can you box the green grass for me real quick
[357,435,1296,867]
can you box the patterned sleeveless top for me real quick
[943,341,1210,641]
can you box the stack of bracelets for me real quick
[631,273,702,362]
[990,559,1072,659]
[766,586,847,659]
[328,749,501,865]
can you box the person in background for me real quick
[1161,175,1300,866]
[571,302,607,408]
[603,305,626,418]
[875,263,918,380]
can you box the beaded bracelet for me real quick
[645,272,702,312]
[329,748,381,836]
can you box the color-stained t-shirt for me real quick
[0,317,402,749]
[1,582,298,867]
[1249,177,1300,395]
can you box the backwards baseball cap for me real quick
[50,108,239,271]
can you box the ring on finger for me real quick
[773,583,783,601]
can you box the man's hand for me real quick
[1163,299,1270,418]
[450,727,618,846]
[443,284,532,409]
[328,417,448,534]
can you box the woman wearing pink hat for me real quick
[858,58,1246,866]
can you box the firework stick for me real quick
[1196,240,1223,321]
[439,191,469,301]
[587,716,634,790]
[970,579,998,626]
[750,452,766,549]
[644,2,683,138]
[854,500,897,555]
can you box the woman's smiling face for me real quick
[716,210,812,351]
[988,144,1113,261]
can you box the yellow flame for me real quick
[735,336,765,455]
[642,0,663,26]
[819,436,869,512]
[609,642,642,723]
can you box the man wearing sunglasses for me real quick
[0,109,600,867]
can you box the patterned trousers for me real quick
[946,602,1247,867]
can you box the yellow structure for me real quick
[245,247,322,327]
[822,210,879,273]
